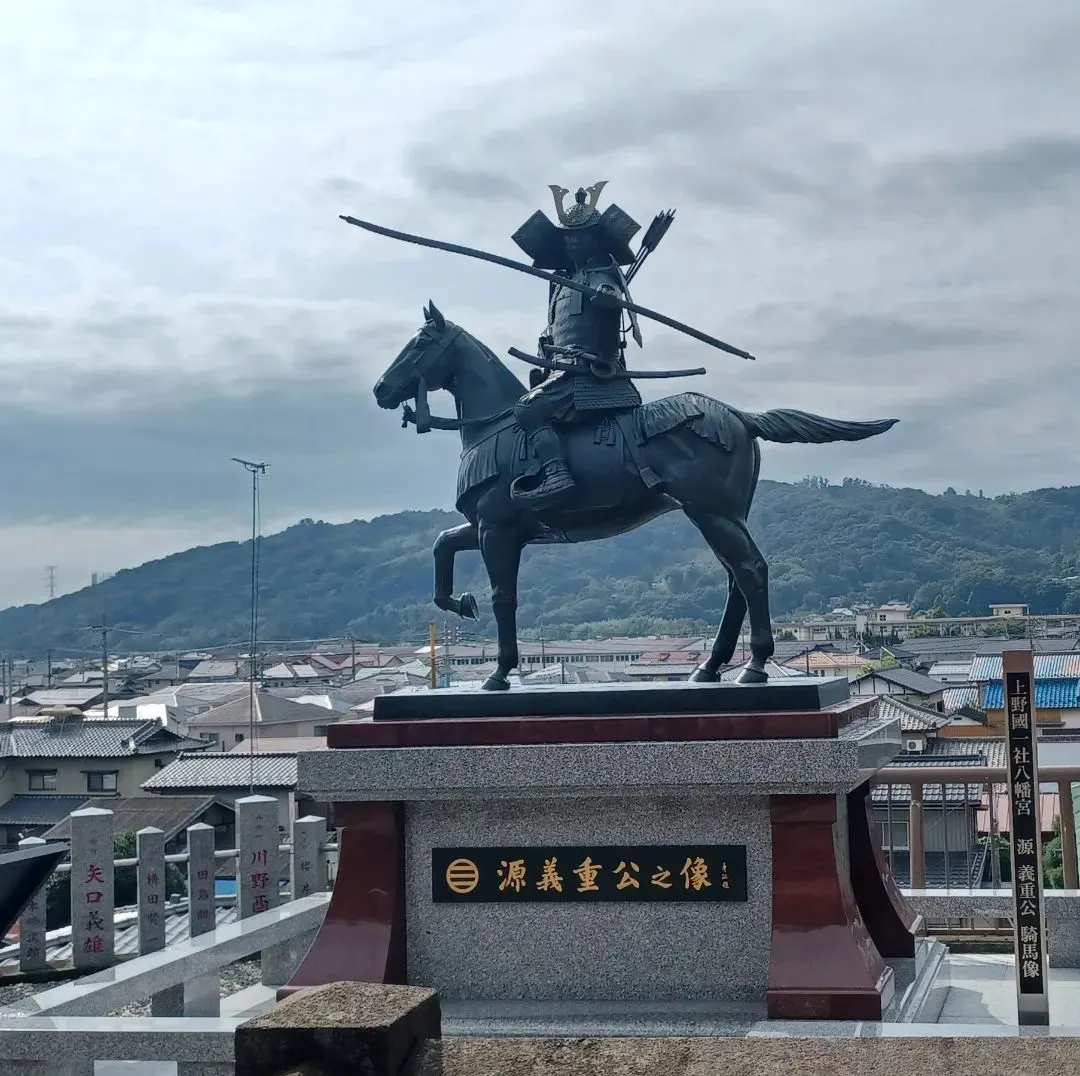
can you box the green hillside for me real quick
[2,477,1079,655]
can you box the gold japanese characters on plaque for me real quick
[431,845,747,903]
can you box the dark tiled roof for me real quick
[872,757,989,805]
[0,794,90,827]
[884,847,989,888]
[855,666,945,695]
[0,719,206,759]
[42,794,224,842]
[142,752,298,790]
[875,697,949,733]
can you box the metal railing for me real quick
[870,762,1080,898]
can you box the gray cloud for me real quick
[0,0,1076,603]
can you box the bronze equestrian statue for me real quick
[353,183,898,691]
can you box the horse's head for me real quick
[373,301,458,410]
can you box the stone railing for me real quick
[8,795,332,985]
[0,893,329,1075]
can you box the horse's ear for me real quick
[421,302,431,321]
[427,300,446,333]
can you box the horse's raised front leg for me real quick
[685,510,774,684]
[478,524,523,691]
[688,568,748,682]
[433,522,480,621]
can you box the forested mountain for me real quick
[2,477,1079,655]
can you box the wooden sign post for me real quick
[1002,647,1050,1026]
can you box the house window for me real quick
[28,770,57,791]
[878,819,910,851]
[314,725,329,737]
[86,771,118,793]
[235,733,244,744]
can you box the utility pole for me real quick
[45,566,57,601]
[231,458,268,793]
[46,649,52,689]
[88,620,110,718]
[428,621,437,690]
[6,658,12,721]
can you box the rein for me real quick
[405,323,517,440]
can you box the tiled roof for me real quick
[0,719,205,759]
[943,686,982,711]
[227,736,327,754]
[786,651,864,671]
[185,691,321,728]
[0,902,241,968]
[188,660,239,679]
[970,654,1080,682]
[982,679,1080,710]
[0,794,90,827]
[25,689,103,709]
[875,697,949,733]
[925,736,1007,767]
[928,662,975,678]
[142,752,298,790]
[872,757,987,805]
[882,848,988,889]
[855,666,945,695]
[625,662,701,676]
[42,794,223,842]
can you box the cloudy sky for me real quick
[0,0,1077,606]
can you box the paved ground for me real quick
[60,954,1080,1073]
[939,953,1080,1025]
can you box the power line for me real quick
[83,622,157,717]
[231,458,267,793]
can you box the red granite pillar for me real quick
[279,801,406,1000]
[767,794,894,1020]
[846,781,925,958]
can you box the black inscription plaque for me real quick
[432,844,747,903]
[1004,658,1049,1025]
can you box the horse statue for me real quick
[373,302,898,691]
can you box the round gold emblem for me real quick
[445,857,480,895]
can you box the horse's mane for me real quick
[452,323,527,397]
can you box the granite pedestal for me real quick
[286,677,923,1021]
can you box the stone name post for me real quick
[17,836,49,973]
[187,822,217,936]
[1003,647,1050,1026]
[237,795,282,918]
[292,816,328,899]
[185,821,221,1018]
[137,826,182,1017]
[70,807,115,971]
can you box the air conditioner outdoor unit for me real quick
[905,738,923,753]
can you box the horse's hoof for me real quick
[459,592,479,621]
[735,665,769,685]
[688,665,718,683]
[481,674,511,691]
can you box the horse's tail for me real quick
[735,408,899,444]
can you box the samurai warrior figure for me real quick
[508,182,645,511]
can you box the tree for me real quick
[1043,818,1064,889]
[46,830,189,929]
[3,480,1079,651]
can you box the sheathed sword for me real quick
[340,215,756,362]
[507,347,704,380]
